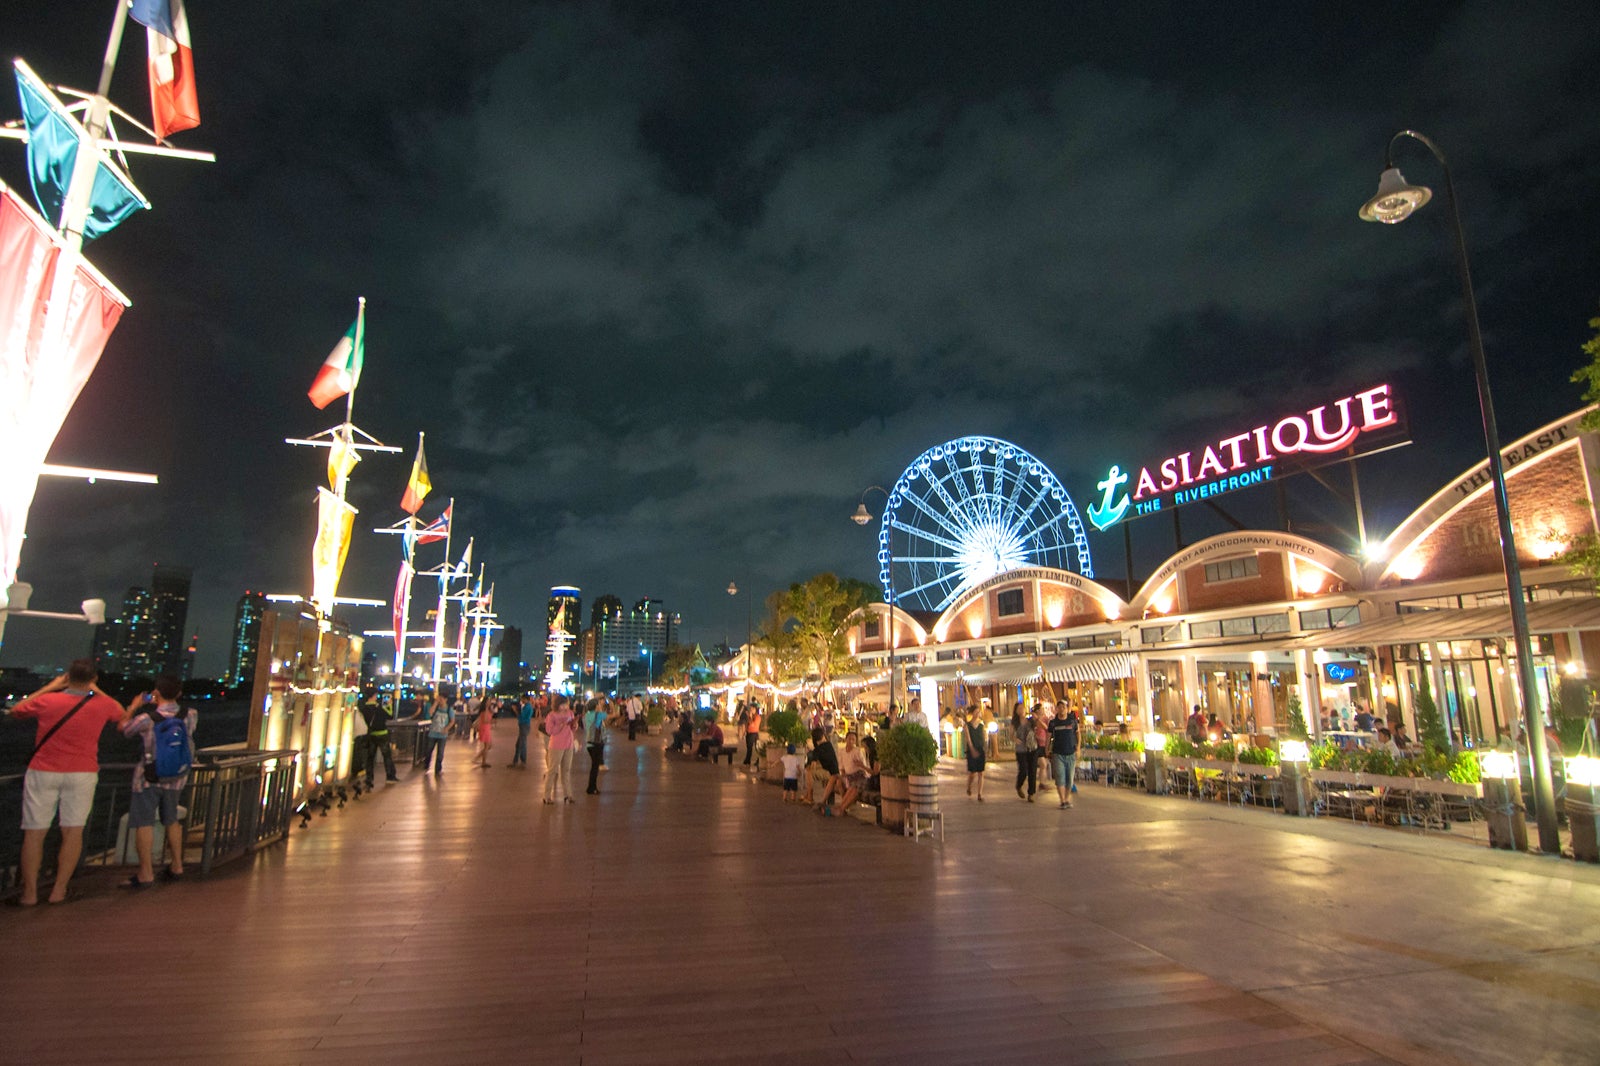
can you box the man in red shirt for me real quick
[6,659,126,904]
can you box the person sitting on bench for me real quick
[666,711,694,753]
[694,718,726,759]
[802,726,839,804]
[817,732,870,815]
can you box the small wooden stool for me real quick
[904,808,944,842]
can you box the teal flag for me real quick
[14,66,147,241]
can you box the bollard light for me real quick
[1481,751,1519,780]
[1280,739,1310,764]
[1143,731,1167,753]
[1567,756,1600,788]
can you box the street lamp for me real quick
[727,580,753,705]
[639,642,653,692]
[853,486,899,713]
[1360,129,1559,854]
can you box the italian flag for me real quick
[308,302,365,409]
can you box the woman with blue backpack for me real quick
[425,692,453,775]
[119,675,197,887]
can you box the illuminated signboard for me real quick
[1322,661,1361,684]
[1085,384,1407,531]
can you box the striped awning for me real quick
[1041,652,1138,684]
[911,662,970,682]
[959,660,1047,684]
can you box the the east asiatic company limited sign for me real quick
[1085,384,1408,531]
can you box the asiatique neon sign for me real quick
[1086,384,1406,531]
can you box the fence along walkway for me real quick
[12,720,1587,1064]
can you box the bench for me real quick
[709,745,738,765]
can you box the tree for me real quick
[1560,305,1600,584]
[767,573,877,695]
[1414,668,1450,753]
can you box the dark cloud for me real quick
[4,2,1599,671]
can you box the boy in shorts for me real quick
[780,744,804,803]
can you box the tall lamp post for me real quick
[1359,129,1559,854]
[727,581,753,706]
[852,486,898,713]
[640,642,654,692]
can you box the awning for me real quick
[911,662,969,682]
[1285,596,1600,649]
[959,660,1046,684]
[1041,652,1138,684]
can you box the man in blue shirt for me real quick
[511,696,536,768]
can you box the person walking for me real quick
[1012,702,1039,802]
[542,696,578,805]
[425,693,452,775]
[119,675,198,887]
[5,660,124,905]
[742,701,762,767]
[473,696,495,769]
[963,710,987,801]
[625,692,643,741]
[583,699,608,795]
[510,694,535,767]
[1048,704,1081,809]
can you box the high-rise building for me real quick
[495,625,524,689]
[586,595,678,687]
[545,585,581,681]
[149,564,192,676]
[226,591,268,688]
[590,594,622,628]
[92,586,157,677]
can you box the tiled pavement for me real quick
[3,723,1598,1065]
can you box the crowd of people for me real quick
[4,669,1100,905]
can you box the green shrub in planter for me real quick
[1165,734,1201,758]
[764,708,809,748]
[1236,745,1278,767]
[645,704,666,727]
[878,721,939,777]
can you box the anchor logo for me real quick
[1087,465,1130,531]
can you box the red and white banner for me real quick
[0,181,130,595]
[392,559,414,672]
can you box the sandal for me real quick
[121,876,154,890]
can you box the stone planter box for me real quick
[1309,769,1481,798]
[1078,750,1145,765]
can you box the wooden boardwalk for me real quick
[4,723,1597,1065]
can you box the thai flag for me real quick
[130,0,200,141]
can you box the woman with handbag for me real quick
[1012,702,1038,802]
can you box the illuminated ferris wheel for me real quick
[878,436,1093,613]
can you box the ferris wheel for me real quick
[877,436,1092,613]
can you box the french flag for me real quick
[130,0,200,141]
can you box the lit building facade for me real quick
[581,594,680,690]
[545,585,581,681]
[841,407,1600,753]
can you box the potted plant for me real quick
[878,720,939,830]
[645,703,666,735]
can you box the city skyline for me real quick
[3,4,1600,677]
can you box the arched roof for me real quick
[1130,531,1363,612]
[1376,407,1594,584]
[931,566,1128,641]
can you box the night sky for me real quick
[5,2,1600,675]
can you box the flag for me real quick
[412,502,450,549]
[0,181,130,593]
[310,486,356,615]
[455,537,473,579]
[400,434,431,514]
[13,62,148,241]
[392,559,414,657]
[327,434,359,491]
[308,304,365,409]
[131,0,200,141]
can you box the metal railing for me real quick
[1,747,301,895]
